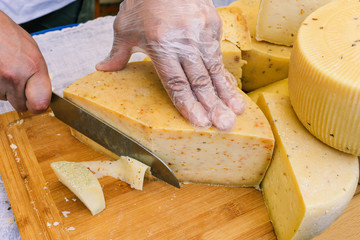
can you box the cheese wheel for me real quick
[229,0,292,91]
[289,0,360,155]
[258,93,358,240]
[256,0,334,46]
[63,62,274,187]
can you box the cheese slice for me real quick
[256,0,334,46]
[258,93,358,240]
[217,6,252,50]
[63,61,274,187]
[80,157,149,191]
[229,0,292,91]
[289,0,360,155]
[51,161,105,215]
[247,78,288,103]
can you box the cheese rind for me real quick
[256,0,334,46]
[50,161,105,215]
[288,0,360,155]
[63,62,274,187]
[259,93,358,240]
[229,0,292,91]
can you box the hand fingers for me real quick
[25,68,52,114]
[181,55,236,131]
[152,55,211,129]
[96,39,132,72]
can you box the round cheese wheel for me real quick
[289,0,360,155]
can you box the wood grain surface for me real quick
[0,111,358,240]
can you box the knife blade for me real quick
[50,92,180,188]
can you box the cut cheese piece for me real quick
[247,78,288,103]
[80,157,149,191]
[217,6,252,50]
[229,0,292,91]
[51,161,105,215]
[289,0,360,155]
[63,61,274,187]
[258,93,359,240]
[256,0,334,46]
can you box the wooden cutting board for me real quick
[0,110,359,240]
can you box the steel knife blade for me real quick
[50,92,180,188]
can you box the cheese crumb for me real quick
[10,144,17,150]
[7,134,13,139]
[16,119,24,125]
[47,222,52,228]
[64,197,69,202]
[62,211,71,218]
[49,112,55,117]
[53,222,59,226]
[66,226,75,231]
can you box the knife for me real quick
[50,92,180,188]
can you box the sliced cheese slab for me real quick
[217,6,252,50]
[247,78,288,103]
[258,93,358,240]
[80,157,149,191]
[64,62,274,187]
[289,0,360,155]
[51,161,105,215]
[256,0,334,46]
[229,0,292,91]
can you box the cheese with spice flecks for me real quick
[63,61,274,187]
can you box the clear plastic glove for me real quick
[0,11,51,113]
[96,0,246,131]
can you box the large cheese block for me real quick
[258,93,359,240]
[63,62,274,187]
[247,78,288,103]
[256,0,334,46]
[289,0,360,155]
[229,0,292,91]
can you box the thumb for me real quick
[25,70,52,114]
[96,41,132,72]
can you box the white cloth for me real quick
[0,0,76,24]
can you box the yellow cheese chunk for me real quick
[217,6,252,50]
[229,0,292,91]
[64,62,274,187]
[247,78,288,103]
[51,161,105,215]
[289,0,360,155]
[258,93,358,240]
[256,0,334,46]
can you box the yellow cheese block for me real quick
[229,0,292,91]
[217,6,252,50]
[63,62,274,187]
[247,78,288,103]
[258,93,358,240]
[288,0,360,155]
[256,0,334,46]
[51,161,105,215]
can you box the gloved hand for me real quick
[0,11,51,113]
[96,0,246,131]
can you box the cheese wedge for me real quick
[63,62,274,187]
[256,0,334,46]
[51,161,105,215]
[258,93,358,240]
[217,6,252,50]
[229,0,292,91]
[247,78,288,103]
[289,0,360,155]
